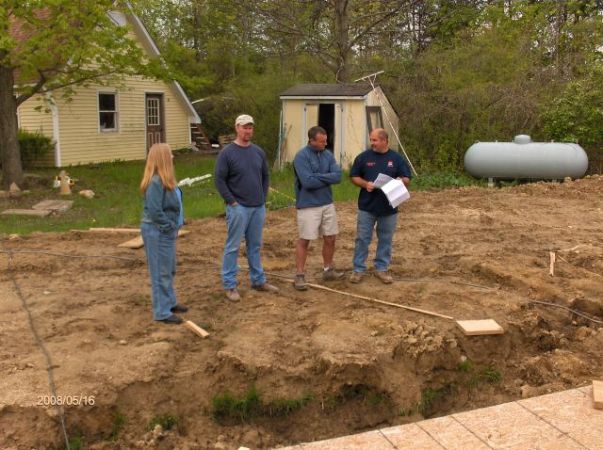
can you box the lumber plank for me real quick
[118,235,144,249]
[456,319,504,336]
[593,380,603,410]
[117,229,190,249]
[88,227,140,233]
[1,209,52,217]
[183,320,209,338]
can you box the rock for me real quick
[119,339,127,345]
[520,384,537,398]
[241,429,260,446]
[574,327,592,341]
[8,234,20,240]
[79,189,95,199]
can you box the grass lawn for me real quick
[0,151,483,236]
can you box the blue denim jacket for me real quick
[142,175,182,233]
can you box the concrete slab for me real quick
[417,416,490,449]
[299,430,394,449]
[453,401,563,448]
[519,387,603,449]
[32,199,73,212]
[1,209,52,217]
[379,424,442,449]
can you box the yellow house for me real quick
[16,10,200,167]
[278,83,399,169]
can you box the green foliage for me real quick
[418,385,454,417]
[211,385,313,423]
[109,412,126,441]
[412,172,484,190]
[17,130,54,169]
[542,62,603,151]
[457,359,474,373]
[458,360,503,388]
[147,413,178,431]
[212,385,261,422]
[68,435,84,450]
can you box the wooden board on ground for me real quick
[593,380,603,410]
[1,209,52,217]
[118,235,144,249]
[32,199,73,212]
[456,319,504,336]
[117,229,190,249]
[88,227,141,233]
[183,320,209,338]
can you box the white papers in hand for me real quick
[373,173,394,188]
[373,173,410,208]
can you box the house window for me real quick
[99,93,118,131]
[366,106,383,132]
[147,98,160,126]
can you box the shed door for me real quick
[305,103,336,152]
[146,94,164,151]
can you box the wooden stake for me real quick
[183,320,209,339]
[593,380,603,410]
[549,251,556,277]
[304,282,454,320]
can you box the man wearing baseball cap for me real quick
[215,114,279,301]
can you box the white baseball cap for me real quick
[235,114,254,126]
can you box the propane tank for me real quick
[464,135,588,180]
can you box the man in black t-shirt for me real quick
[349,128,411,284]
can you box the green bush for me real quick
[18,129,54,168]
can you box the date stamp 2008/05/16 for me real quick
[36,395,95,406]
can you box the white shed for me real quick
[278,83,399,169]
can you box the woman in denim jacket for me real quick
[140,143,187,324]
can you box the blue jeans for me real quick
[352,210,397,273]
[222,204,267,289]
[141,222,178,320]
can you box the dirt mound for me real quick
[1,176,602,449]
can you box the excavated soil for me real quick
[1,177,602,449]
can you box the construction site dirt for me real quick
[1,176,602,449]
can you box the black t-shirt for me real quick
[349,149,412,216]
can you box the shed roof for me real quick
[280,83,374,98]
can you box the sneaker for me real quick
[322,268,345,282]
[171,304,189,313]
[225,288,241,302]
[251,283,279,293]
[158,314,183,325]
[349,271,364,284]
[374,271,393,284]
[294,274,308,291]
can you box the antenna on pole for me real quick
[355,71,418,177]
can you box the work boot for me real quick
[251,283,279,293]
[225,288,241,302]
[294,274,308,291]
[322,268,345,282]
[374,270,393,284]
[349,271,364,284]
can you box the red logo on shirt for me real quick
[367,162,376,167]
[387,161,393,167]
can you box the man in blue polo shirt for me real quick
[293,126,343,291]
[349,128,411,284]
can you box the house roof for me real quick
[280,83,374,98]
[11,6,200,123]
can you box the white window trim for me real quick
[97,91,119,133]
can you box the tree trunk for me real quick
[333,0,351,82]
[0,62,23,190]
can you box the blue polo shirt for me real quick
[350,149,411,216]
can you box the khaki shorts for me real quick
[297,203,339,240]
